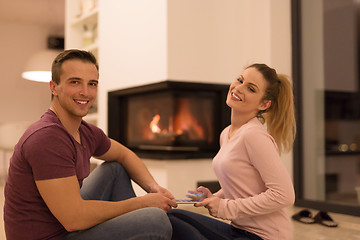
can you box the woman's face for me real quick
[226,67,271,117]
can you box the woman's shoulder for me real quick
[241,118,275,143]
[241,118,267,134]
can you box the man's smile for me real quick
[74,99,90,105]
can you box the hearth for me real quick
[108,81,230,159]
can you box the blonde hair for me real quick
[248,63,296,153]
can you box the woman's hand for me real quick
[186,186,212,201]
[195,196,221,217]
[188,186,220,217]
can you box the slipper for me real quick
[292,209,315,224]
[314,211,338,227]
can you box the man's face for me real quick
[50,59,99,119]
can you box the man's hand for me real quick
[141,193,177,212]
[149,184,175,200]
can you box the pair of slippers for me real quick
[292,209,338,227]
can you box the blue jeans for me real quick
[167,209,263,240]
[60,161,172,240]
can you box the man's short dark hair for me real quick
[51,49,99,84]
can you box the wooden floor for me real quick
[177,204,360,240]
[1,184,360,240]
[291,207,360,239]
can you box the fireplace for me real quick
[108,81,230,159]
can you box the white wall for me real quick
[97,0,168,132]
[167,0,272,83]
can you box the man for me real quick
[4,49,177,240]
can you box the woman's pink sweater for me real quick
[213,118,295,240]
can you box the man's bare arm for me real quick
[36,175,175,232]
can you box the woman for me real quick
[168,63,296,240]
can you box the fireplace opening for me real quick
[108,81,230,159]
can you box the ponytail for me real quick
[248,64,296,154]
[265,74,296,153]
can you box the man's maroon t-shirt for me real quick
[4,110,111,240]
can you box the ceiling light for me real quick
[22,36,64,82]
[22,49,60,82]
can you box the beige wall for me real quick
[0,16,64,179]
[0,22,55,124]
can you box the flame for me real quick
[145,99,212,143]
[150,114,161,133]
[174,99,205,139]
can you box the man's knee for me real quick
[100,161,124,172]
[140,207,172,229]
[99,161,130,178]
[135,207,172,239]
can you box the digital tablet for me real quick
[174,199,200,204]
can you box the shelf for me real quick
[83,42,98,52]
[71,8,98,26]
[66,0,99,126]
[326,151,360,156]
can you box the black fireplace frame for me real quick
[108,80,231,159]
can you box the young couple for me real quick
[4,49,295,240]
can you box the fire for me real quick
[150,114,161,133]
[174,99,205,139]
[146,99,212,143]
